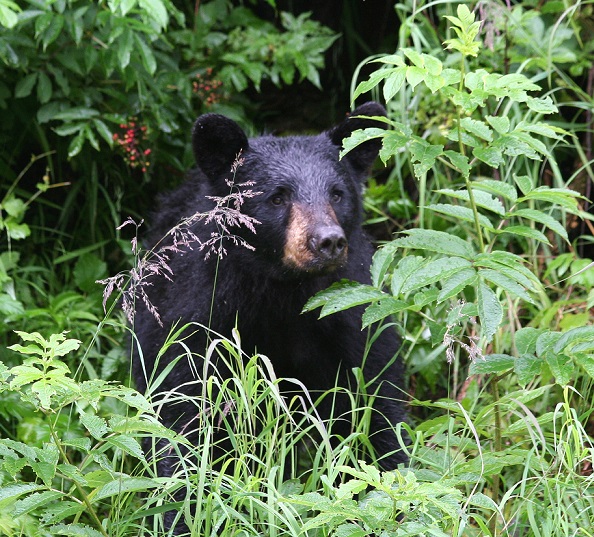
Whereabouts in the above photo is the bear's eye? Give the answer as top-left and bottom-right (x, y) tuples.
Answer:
(270, 193), (286, 206)
(331, 189), (343, 203)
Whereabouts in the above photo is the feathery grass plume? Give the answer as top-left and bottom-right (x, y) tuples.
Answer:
(98, 152), (260, 326)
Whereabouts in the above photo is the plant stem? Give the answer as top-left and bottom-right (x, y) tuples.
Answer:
(47, 415), (110, 537)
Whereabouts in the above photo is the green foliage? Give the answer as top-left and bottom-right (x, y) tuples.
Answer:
(305, 2), (594, 536)
(0, 330), (172, 537)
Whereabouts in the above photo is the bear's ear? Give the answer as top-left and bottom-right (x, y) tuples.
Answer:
(330, 102), (387, 174)
(192, 114), (249, 178)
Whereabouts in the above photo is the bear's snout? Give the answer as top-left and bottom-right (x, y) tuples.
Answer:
(283, 203), (348, 272)
(308, 225), (347, 262)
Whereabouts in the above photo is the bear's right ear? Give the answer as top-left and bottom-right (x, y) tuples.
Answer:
(192, 114), (249, 178)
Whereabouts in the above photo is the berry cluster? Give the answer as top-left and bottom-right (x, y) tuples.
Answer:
(112, 119), (152, 173)
(192, 68), (223, 106)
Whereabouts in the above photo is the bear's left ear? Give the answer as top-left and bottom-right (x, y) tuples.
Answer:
(192, 114), (249, 179)
(330, 102), (387, 174)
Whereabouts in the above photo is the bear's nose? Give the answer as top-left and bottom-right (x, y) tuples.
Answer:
(310, 227), (347, 261)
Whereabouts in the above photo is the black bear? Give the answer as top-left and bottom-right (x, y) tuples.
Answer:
(133, 102), (407, 529)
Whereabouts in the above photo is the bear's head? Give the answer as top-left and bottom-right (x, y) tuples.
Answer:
(191, 102), (387, 279)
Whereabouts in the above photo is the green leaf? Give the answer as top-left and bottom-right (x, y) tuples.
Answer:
(361, 298), (410, 328)
(394, 229), (475, 259)
(479, 269), (536, 304)
(47, 523), (105, 537)
(0, 483), (42, 502)
(401, 256), (472, 294)
(138, 0), (168, 29)
(428, 203), (494, 228)
(485, 115), (510, 134)
(382, 66), (407, 101)
(460, 117), (492, 142)
(554, 326), (594, 355)
(472, 179), (517, 204)
(0, 1), (20, 28)
(474, 254), (540, 292)
(545, 353), (573, 386)
(410, 139), (443, 177)
(106, 435), (145, 460)
(13, 490), (63, 517)
(473, 146), (505, 168)
(94, 476), (158, 500)
(80, 412), (109, 440)
(526, 95), (558, 114)
(513, 208), (568, 241)
(117, 26), (133, 69)
(390, 256), (425, 296)
(370, 242), (398, 287)
(134, 33), (157, 75)
(516, 327), (544, 355)
(436, 187), (506, 215)
(477, 282), (503, 342)
(340, 127), (386, 160)
(469, 354), (515, 375)
(438, 267), (477, 302)
(515, 353), (542, 387)
(514, 175), (533, 195)
(303, 282), (385, 318)
(36, 72), (52, 104)
(15, 73), (38, 98)
(500, 225), (550, 245)
(443, 150), (470, 177)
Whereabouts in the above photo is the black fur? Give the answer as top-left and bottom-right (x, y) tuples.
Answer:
(133, 102), (407, 532)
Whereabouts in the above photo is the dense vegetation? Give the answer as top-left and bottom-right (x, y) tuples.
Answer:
(0, 0), (593, 536)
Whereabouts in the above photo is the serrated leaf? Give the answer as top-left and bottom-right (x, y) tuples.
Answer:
(370, 242), (398, 287)
(479, 269), (536, 304)
(438, 267), (477, 302)
(361, 298), (409, 328)
(80, 412), (109, 440)
(485, 115), (510, 134)
(553, 326), (594, 355)
(401, 256), (472, 294)
(460, 117), (493, 141)
(382, 66), (407, 101)
(394, 229), (475, 258)
(514, 175), (533, 195)
(0, 483), (42, 502)
(472, 179), (517, 204)
(438, 188), (506, 215)
(473, 146), (505, 167)
(469, 353), (515, 375)
(410, 140), (443, 177)
(515, 353), (542, 386)
(513, 208), (568, 241)
(443, 150), (470, 176)
(516, 327), (544, 355)
(405, 66), (425, 89)
(390, 256), (425, 296)
(526, 95), (558, 114)
(428, 203), (494, 229)
(477, 282), (503, 342)
(474, 254), (540, 292)
(340, 127), (386, 160)
(500, 225), (550, 245)
(13, 490), (63, 517)
(94, 476), (157, 500)
(48, 523), (104, 537)
(106, 435), (145, 460)
(545, 353), (573, 386)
